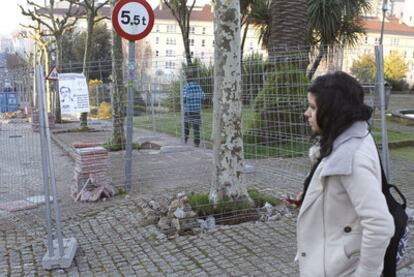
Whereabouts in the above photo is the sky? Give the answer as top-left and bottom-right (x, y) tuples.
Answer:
(0, 0), (209, 37)
(0, 0), (36, 36)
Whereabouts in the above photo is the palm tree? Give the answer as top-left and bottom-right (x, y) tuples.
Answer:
(268, 0), (308, 56)
(249, 0), (271, 50)
(307, 0), (371, 79)
(240, 0), (255, 60)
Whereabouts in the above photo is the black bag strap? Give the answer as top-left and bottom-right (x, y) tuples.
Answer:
(372, 134), (407, 209)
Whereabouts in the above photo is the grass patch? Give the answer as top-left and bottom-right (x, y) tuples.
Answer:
(102, 142), (140, 151)
(247, 187), (281, 207)
(188, 188), (281, 224)
(134, 107), (308, 159)
(390, 147), (414, 161)
(244, 142), (308, 159)
(388, 116), (414, 126)
(372, 128), (414, 142)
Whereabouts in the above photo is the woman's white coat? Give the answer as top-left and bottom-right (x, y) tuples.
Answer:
(296, 121), (394, 277)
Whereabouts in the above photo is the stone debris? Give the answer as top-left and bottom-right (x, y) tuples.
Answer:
(197, 216), (216, 231)
(147, 192), (201, 239)
(258, 202), (294, 222)
(71, 144), (115, 202)
(0, 110), (25, 120)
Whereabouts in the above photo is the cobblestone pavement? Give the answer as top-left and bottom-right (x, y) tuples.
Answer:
(1, 94), (414, 276)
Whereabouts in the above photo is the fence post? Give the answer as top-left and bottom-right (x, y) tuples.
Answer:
(37, 65), (78, 269)
(150, 82), (156, 132)
(180, 69), (185, 143)
(124, 41), (135, 192)
(375, 45), (390, 181)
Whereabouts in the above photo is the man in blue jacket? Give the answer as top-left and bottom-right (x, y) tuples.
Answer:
(183, 72), (205, 147)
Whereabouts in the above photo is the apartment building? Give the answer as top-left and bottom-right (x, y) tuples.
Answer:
(142, 3), (265, 77)
(341, 16), (414, 84)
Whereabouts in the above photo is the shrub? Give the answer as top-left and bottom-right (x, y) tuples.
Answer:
(386, 78), (410, 92)
(244, 63), (309, 144)
(242, 52), (267, 104)
(97, 102), (112, 119)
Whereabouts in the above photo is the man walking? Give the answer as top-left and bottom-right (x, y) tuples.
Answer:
(183, 72), (205, 147)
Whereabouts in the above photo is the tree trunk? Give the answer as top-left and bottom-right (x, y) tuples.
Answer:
(110, 0), (125, 147)
(210, 0), (250, 204)
(80, 9), (95, 128)
(180, 24), (192, 69)
(240, 22), (249, 61)
(307, 46), (325, 80)
(268, 0), (307, 57)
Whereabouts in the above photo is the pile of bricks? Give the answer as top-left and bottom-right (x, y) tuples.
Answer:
(72, 143), (115, 202)
(31, 111), (55, 131)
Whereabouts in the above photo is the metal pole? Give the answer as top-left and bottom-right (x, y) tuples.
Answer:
(124, 41), (135, 191)
(33, 44), (37, 108)
(375, 45), (390, 180)
(180, 69), (185, 143)
(150, 82), (156, 132)
(36, 65), (54, 256)
(379, 0), (388, 45)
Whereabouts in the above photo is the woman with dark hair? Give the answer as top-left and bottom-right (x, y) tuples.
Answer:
(295, 71), (394, 276)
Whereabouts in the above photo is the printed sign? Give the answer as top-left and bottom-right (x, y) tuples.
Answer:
(112, 0), (154, 41)
(58, 73), (90, 113)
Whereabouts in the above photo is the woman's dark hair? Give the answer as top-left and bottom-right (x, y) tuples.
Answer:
(308, 71), (372, 158)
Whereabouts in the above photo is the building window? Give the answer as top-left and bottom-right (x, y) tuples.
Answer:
(202, 27), (206, 34)
(201, 39), (205, 47)
(375, 37), (379, 44)
(166, 37), (176, 45)
(155, 37), (159, 44)
(391, 37), (399, 46)
(167, 25), (176, 33)
(190, 26), (195, 34)
(412, 51), (414, 58)
(165, 61), (176, 69)
(155, 25), (160, 32)
(365, 36), (368, 44)
(190, 39), (194, 47)
(201, 52), (204, 58)
(166, 49), (175, 57)
(155, 50), (159, 57)
(404, 51), (407, 58)
(191, 51), (194, 57)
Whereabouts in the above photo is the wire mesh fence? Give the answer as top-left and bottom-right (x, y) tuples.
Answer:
(1, 44), (413, 249)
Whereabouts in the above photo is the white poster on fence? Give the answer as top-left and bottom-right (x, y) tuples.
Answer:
(58, 73), (90, 113)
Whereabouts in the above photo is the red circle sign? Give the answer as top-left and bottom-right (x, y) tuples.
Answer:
(112, 0), (154, 41)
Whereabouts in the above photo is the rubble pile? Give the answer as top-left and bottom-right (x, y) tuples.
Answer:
(144, 192), (296, 239)
(71, 143), (115, 202)
(0, 110), (25, 120)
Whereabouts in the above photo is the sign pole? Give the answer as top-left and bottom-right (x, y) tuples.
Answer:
(112, 0), (154, 192)
(124, 40), (135, 191)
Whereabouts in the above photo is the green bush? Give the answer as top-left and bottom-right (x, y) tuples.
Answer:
(162, 80), (181, 112)
(242, 52), (267, 104)
(244, 63), (309, 144)
(386, 78), (410, 92)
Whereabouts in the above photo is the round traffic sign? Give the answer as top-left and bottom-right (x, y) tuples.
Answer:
(112, 0), (154, 41)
